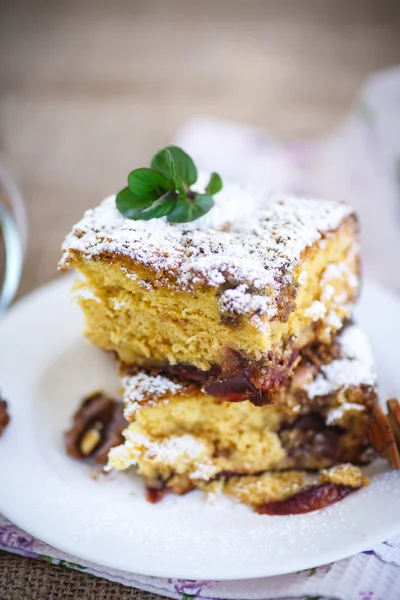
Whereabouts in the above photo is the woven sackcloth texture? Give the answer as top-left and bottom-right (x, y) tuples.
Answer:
(0, 552), (161, 600)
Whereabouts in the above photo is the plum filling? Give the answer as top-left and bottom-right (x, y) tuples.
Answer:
(146, 482), (168, 504)
(166, 363), (221, 382)
(257, 483), (358, 515)
(160, 348), (300, 405)
(205, 371), (271, 404)
(279, 413), (346, 465)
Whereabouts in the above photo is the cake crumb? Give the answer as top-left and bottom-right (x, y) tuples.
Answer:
(225, 471), (308, 507)
(320, 464), (369, 488)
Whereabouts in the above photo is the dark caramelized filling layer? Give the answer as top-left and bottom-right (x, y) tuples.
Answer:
(122, 327), (356, 405)
(257, 483), (358, 515)
(158, 348), (299, 405)
(279, 413), (344, 463)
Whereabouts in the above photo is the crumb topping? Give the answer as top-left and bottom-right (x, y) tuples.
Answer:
(60, 183), (354, 321)
(306, 324), (376, 398)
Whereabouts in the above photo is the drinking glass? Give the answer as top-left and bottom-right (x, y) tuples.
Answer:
(0, 164), (27, 316)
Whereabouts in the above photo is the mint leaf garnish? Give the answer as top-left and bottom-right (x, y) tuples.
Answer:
(167, 194), (214, 223)
(205, 172), (223, 195)
(116, 187), (154, 219)
(135, 191), (176, 220)
(116, 146), (222, 223)
(127, 168), (172, 201)
(151, 146), (197, 187)
(165, 149), (188, 199)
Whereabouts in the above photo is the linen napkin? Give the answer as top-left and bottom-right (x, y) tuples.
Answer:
(1, 514), (399, 600)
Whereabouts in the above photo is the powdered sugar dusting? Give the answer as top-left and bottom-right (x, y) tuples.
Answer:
(326, 402), (365, 425)
(218, 283), (278, 321)
(306, 324), (377, 398)
(120, 267), (137, 281)
(133, 431), (205, 464)
(304, 300), (327, 322)
(60, 182), (354, 322)
(322, 261), (359, 292)
(108, 428), (217, 481)
(122, 372), (182, 421)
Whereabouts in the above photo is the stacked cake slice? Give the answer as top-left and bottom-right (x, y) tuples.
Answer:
(60, 181), (378, 509)
(107, 323), (376, 504)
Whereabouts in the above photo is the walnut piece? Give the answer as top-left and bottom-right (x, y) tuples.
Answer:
(0, 398), (10, 436)
(65, 392), (126, 464)
(80, 426), (102, 456)
(387, 399), (400, 450)
(368, 399), (400, 469)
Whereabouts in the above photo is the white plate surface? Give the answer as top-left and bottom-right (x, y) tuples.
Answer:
(0, 276), (400, 580)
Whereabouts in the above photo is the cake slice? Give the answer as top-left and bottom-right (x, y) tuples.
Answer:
(107, 324), (377, 501)
(59, 183), (360, 403)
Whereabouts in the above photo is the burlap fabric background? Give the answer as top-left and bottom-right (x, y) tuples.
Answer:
(0, 552), (160, 600)
(1, 1), (400, 599)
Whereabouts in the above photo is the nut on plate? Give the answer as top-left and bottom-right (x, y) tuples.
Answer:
(368, 398), (400, 469)
(80, 423), (103, 456)
(65, 392), (126, 464)
(0, 398), (10, 436)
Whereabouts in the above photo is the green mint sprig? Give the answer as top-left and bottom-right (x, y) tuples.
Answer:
(116, 146), (222, 223)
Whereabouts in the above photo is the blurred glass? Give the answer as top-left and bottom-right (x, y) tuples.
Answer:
(0, 164), (27, 316)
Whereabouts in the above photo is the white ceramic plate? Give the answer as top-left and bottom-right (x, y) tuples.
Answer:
(0, 276), (400, 580)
